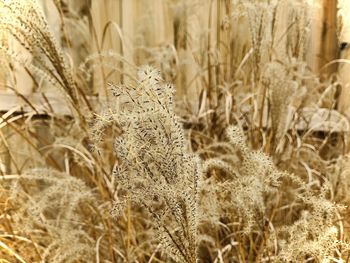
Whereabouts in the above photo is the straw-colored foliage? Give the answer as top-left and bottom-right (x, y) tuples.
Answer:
(1, 0), (350, 262)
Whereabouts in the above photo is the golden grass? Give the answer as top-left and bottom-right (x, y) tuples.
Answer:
(1, 0), (350, 262)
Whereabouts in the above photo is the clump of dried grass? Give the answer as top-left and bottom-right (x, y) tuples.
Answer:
(0, 0), (76, 99)
(1, 0), (350, 262)
(7, 169), (96, 263)
(201, 126), (347, 262)
(92, 66), (201, 263)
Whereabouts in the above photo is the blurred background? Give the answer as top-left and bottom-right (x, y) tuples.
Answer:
(1, 0), (350, 171)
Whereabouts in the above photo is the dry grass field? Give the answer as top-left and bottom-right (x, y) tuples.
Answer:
(1, 0), (350, 262)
